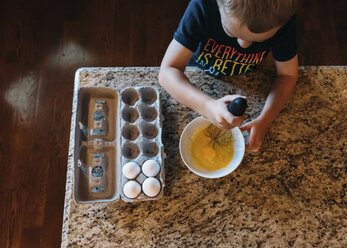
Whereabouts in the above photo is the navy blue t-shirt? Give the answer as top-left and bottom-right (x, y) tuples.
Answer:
(174, 0), (297, 76)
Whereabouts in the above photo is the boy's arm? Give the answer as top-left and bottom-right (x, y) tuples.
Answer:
(159, 40), (211, 118)
(159, 39), (245, 129)
(241, 55), (298, 152)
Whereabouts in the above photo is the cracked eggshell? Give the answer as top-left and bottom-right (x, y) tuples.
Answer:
(142, 177), (161, 197)
(123, 180), (141, 199)
(142, 160), (160, 177)
(122, 162), (141, 179)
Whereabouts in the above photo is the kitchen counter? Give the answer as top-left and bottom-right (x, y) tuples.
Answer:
(61, 66), (346, 248)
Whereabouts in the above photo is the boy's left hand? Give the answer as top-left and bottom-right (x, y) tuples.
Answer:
(240, 118), (270, 152)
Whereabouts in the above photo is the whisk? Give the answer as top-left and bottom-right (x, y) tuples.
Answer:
(204, 97), (247, 148)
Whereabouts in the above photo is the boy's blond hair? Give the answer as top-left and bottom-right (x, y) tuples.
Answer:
(217, 0), (301, 33)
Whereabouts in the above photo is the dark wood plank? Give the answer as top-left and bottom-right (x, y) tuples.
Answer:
(0, 0), (346, 247)
(296, 0), (347, 65)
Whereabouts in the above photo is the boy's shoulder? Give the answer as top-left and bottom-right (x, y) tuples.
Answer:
(184, 0), (219, 21)
(188, 0), (218, 11)
(272, 15), (296, 42)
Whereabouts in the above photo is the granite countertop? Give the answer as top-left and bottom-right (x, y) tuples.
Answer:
(61, 66), (346, 248)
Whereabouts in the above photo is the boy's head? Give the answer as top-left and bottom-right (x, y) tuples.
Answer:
(217, 0), (300, 33)
(217, 0), (300, 47)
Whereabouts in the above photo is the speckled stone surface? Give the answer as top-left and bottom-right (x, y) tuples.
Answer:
(61, 66), (347, 248)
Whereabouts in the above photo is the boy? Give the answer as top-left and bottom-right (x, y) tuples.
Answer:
(159, 0), (300, 152)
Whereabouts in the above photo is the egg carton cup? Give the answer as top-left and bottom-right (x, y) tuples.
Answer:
(119, 87), (165, 202)
(73, 86), (165, 203)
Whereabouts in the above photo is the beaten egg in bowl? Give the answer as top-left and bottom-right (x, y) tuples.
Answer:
(190, 128), (234, 171)
(179, 116), (245, 178)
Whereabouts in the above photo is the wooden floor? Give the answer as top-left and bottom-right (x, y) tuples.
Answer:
(0, 0), (346, 247)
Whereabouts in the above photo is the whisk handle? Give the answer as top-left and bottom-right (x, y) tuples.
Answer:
(227, 97), (248, 116)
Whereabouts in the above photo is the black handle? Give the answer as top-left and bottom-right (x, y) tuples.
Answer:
(227, 97), (247, 116)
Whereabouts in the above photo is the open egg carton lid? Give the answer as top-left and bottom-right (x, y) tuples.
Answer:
(73, 85), (165, 203)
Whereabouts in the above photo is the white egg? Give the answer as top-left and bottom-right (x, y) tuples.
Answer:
(122, 162), (140, 179)
(123, 181), (141, 199)
(142, 160), (160, 177)
(142, 177), (161, 197)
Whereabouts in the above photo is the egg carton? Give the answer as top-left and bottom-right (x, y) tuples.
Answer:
(73, 86), (165, 203)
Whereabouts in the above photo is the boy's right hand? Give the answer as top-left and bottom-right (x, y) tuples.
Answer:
(203, 95), (246, 129)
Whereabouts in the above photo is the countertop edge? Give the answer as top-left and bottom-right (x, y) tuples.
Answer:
(61, 70), (81, 248)
(69, 65), (347, 72)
